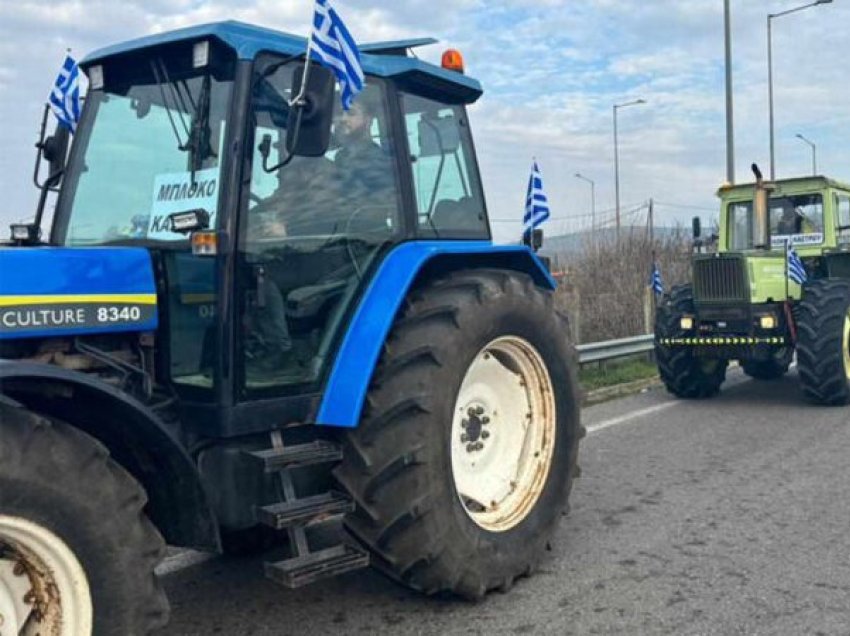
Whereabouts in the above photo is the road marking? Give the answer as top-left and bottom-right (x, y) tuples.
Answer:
(586, 401), (678, 436)
(156, 550), (216, 576)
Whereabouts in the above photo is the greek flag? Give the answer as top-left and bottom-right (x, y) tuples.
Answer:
(309, 0), (364, 111)
(787, 244), (807, 284)
(650, 262), (664, 295)
(49, 54), (80, 133)
(523, 160), (550, 237)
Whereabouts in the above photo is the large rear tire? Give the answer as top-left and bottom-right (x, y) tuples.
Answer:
(796, 279), (850, 405)
(0, 401), (169, 635)
(655, 284), (727, 398)
(334, 269), (582, 599)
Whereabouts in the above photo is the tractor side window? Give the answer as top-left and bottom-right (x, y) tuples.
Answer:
(836, 195), (850, 244)
(236, 55), (401, 395)
(728, 202), (753, 251)
(401, 93), (488, 238)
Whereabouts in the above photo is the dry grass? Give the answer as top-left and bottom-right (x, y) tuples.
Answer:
(552, 227), (694, 344)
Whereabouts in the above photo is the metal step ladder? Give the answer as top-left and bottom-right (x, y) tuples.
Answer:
(247, 432), (369, 588)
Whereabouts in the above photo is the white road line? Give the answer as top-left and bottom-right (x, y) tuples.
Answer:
(586, 401), (679, 436)
(156, 550), (216, 576)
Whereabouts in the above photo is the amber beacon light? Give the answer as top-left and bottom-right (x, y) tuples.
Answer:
(441, 49), (465, 73)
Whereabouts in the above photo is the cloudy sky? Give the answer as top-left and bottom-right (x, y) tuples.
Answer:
(0, 0), (848, 242)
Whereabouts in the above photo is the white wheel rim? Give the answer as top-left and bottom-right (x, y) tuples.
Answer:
(0, 516), (92, 636)
(450, 336), (557, 532)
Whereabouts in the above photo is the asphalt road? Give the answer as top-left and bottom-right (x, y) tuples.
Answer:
(157, 368), (850, 635)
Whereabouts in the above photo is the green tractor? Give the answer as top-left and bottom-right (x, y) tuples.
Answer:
(656, 166), (850, 404)
(0, 21), (582, 635)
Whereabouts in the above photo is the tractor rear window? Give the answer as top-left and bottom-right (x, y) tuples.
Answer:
(402, 93), (489, 239)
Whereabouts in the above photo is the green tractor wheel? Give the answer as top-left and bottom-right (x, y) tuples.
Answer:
(655, 284), (727, 398)
(796, 279), (850, 405)
(741, 348), (793, 381)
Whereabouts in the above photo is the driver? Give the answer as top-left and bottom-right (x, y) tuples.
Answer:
(776, 206), (814, 235)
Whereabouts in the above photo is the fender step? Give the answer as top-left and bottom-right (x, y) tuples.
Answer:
(247, 440), (342, 472)
(257, 491), (354, 530)
(265, 544), (369, 588)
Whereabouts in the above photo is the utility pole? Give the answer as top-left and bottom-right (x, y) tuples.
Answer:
(724, 0), (735, 184)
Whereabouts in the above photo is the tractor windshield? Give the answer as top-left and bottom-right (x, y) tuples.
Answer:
(728, 193), (824, 250)
(53, 45), (235, 246)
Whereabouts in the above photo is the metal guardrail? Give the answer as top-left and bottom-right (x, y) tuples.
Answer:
(577, 334), (655, 364)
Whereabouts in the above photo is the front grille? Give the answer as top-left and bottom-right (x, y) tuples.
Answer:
(693, 256), (748, 303)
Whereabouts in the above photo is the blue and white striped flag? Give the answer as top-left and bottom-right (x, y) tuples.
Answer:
(650, 262), (664, 295)
(523, 160), (550, 238)
(309, 0), (364, 111)
(49, 54), (80, 133)
(787, 244), (807, 285)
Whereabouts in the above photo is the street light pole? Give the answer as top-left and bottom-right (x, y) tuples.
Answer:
(795, 133), (817, 175)
(613, 99), (646, 242)
(574, 173), (596, 246)
(767, 0), (832, 180)
(724, 0), (735, 184)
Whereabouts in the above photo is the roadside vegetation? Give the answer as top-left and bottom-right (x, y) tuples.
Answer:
(579, 356), (658, 391)
(551, 227), (694, 344)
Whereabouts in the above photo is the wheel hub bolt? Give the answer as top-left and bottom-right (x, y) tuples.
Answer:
(481, 416), (490, 425)
(466, 443), (476, 453)
(475, 406), (485, 415)
(460, 433), (469, 442)
(481, 431), (490, 440)
(461, 419), (469, 428)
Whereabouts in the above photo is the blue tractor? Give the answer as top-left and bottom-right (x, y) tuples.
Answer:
(0, 22), (581, 634)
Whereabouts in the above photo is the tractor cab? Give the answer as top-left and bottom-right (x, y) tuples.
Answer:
(22, 23), (492, 430)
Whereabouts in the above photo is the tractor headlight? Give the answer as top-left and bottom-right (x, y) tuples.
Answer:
(680, 316), (694, 330)
(759, 315), (776, 329)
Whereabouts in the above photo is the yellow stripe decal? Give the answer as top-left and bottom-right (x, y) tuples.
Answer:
(0, 294), (157, 307)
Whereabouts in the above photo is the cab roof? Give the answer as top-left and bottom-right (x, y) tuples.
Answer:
(81, 20), (483, 104)
(717, 175), (850, 199)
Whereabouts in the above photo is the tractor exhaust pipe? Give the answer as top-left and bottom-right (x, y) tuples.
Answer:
(752, 163), (773, 250)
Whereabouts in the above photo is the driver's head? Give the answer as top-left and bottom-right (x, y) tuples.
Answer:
(336, 99), (376, 142)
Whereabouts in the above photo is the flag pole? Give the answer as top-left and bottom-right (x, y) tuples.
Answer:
(291, 3), (317, 107)
(784, 237), (790, 300)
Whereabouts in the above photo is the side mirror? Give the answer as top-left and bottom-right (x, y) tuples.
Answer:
(41, 124), (70, 183)
(286, 63), (336, 157)
(692, 216), (702, 239)
(524, 228), (544, 252)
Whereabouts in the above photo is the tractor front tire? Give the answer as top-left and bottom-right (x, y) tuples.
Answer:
(655, 284), (727, 398)
(796, 279), (850, 405)
(0, 401), (169, 635)
(334, 269), (581, 599)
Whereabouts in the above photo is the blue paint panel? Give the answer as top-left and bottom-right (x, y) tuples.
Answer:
(80, 21), (483, 104)
(0, 247), (156, 295)
(316, 241), (554, 428)
(0, 246), (158, 339)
